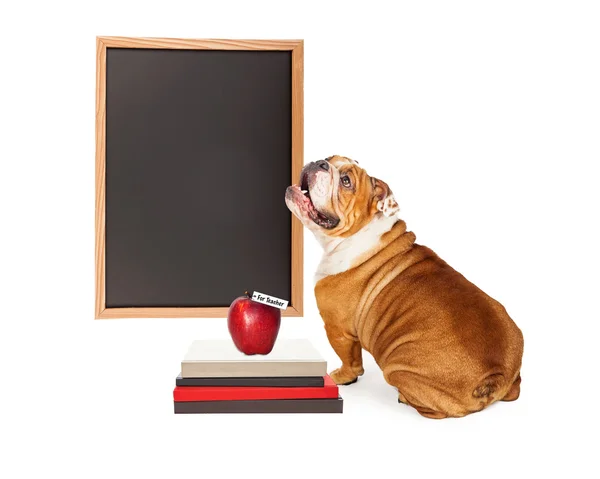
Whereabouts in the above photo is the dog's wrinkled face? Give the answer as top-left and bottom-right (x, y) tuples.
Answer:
(285, 155), (399, 238)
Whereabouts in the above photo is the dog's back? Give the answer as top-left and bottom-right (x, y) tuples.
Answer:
(379, 245), (523, 417)
(316, 231), (524, 418)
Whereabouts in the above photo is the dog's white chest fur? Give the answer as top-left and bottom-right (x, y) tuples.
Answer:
(314, 214), (398, 284)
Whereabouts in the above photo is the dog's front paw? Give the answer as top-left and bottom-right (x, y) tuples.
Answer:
(330, 367), (361, 385)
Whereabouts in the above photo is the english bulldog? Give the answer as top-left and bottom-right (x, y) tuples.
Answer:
(285, 155), (524, 419)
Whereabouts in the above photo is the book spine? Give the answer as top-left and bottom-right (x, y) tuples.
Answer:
(173, 384), (338, 401)
(174, 397), (343, 414)
(180, 361), (327, 378)
(175, 376), (326, 387)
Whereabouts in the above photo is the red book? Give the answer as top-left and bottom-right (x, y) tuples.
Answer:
(174, 375), (338, 402)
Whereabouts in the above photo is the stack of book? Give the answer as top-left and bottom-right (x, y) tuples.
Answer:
(173, 338), (343, 413)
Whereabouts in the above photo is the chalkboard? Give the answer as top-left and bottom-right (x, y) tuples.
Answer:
(95, 38), (304, 318)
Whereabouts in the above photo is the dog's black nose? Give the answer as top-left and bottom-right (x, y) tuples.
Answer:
(315, 160), (329, 171)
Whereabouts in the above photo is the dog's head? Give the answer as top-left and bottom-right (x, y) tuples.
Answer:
(285, 155), (399, 238)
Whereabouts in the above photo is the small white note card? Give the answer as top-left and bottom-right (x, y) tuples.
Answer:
(251, 291), (289, 310)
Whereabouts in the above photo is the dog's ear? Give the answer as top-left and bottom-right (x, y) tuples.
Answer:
(372, 177), (399, 217)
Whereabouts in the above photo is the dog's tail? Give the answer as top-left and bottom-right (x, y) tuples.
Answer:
(472, 373), (505, 402)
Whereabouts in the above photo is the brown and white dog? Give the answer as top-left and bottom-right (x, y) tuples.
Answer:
(285, 155), (524, 419)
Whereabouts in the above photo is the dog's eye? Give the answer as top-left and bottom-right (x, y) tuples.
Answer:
(341, 175), (352, 188)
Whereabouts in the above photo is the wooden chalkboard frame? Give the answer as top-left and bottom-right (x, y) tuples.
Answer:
(95, 37), (304, 319)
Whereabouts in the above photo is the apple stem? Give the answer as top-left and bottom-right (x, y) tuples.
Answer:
(245, 290), (250, 298)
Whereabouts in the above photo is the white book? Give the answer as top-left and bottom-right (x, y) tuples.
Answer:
(181, 338), (327, 378)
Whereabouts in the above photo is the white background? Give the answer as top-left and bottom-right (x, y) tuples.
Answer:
(1, 1), (599, 477)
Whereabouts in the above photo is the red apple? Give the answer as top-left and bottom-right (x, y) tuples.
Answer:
(227, 293), (281, 355)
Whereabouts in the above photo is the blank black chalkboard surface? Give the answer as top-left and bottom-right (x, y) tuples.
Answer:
(95, 37), (304, 318)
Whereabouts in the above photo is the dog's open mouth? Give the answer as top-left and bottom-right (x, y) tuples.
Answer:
(289, 171), (339, 229)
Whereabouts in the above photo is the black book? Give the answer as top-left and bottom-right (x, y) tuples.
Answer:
(174, 397), (343, 414)
(176, 374), (325, 388)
